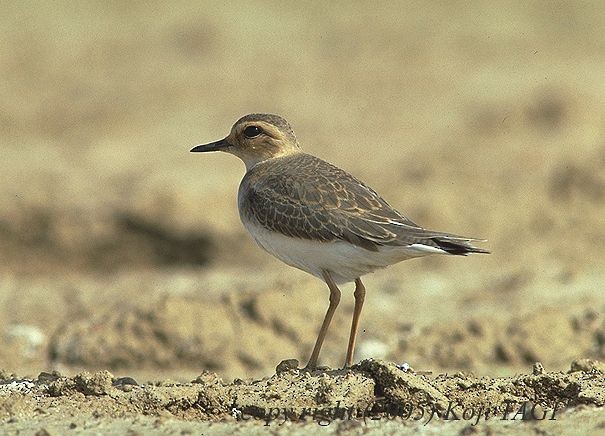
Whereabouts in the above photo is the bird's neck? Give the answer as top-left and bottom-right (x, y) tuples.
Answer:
(238, 148), (303, 171)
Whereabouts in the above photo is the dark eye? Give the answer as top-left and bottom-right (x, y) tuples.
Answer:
(243, 125), (262, 138)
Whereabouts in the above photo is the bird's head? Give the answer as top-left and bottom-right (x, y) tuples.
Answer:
(191, 113), (301, 169)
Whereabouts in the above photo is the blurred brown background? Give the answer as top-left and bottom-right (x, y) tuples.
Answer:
(1, 1), (604, 381)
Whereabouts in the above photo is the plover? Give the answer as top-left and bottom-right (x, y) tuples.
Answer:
(191, 113), (488, 369)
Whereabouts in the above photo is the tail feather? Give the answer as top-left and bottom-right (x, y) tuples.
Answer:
(431, 237), (490, 256)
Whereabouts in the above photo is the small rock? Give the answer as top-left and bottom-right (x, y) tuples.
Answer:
(0, 370), (13, 381)
(533, 362), (545, 375)
(457, 379), (473, 389)
(74, 371), (114, 396)
(112, 377), (139, 388)
(192, 371), (221, 385)
(37, 371), (62, 384)
(276, 358), (299, 374)
(396, 362), (411, 372)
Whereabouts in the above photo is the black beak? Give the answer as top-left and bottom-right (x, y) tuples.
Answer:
(190, 138), (231, 153)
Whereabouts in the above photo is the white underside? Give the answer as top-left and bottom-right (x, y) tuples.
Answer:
(240, 216), (449, 284)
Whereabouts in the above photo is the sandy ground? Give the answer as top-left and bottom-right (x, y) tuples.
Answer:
(1, 1), (605, 434)
(1, 359), (604, 434)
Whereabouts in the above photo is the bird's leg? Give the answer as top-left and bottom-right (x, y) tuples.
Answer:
(306, 270), (341, 370)
(344, 278), (366, 367)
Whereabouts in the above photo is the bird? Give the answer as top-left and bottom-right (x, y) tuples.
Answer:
(191, 113), (489, 370)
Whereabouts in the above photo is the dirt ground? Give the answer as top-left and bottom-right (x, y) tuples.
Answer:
(1, 1), (605, 434)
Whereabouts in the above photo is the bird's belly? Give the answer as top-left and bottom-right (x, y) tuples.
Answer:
(240, 218), (417, 284)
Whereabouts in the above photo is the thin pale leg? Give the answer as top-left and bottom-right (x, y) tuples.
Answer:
(305, 270), (341, 369)
(344, 278), (366, 367)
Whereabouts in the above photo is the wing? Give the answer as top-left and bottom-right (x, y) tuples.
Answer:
(240, 154), (488, 254)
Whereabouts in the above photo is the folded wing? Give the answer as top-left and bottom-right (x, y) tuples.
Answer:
(241, 154), (489, 255)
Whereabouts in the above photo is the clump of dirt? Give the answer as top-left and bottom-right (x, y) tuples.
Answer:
(0, 359), (602, 432)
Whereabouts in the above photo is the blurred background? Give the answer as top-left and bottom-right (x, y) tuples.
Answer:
(1, 1), (604, 381)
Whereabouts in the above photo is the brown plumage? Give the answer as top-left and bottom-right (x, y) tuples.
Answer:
(239, 152), (488, 255)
